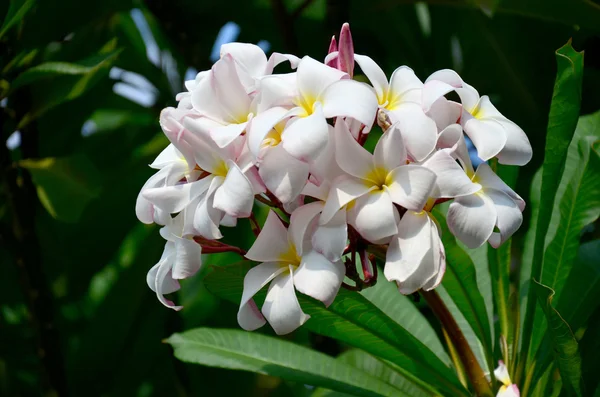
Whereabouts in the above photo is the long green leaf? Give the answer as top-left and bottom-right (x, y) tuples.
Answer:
(533, 281), (583, 396)
(520, 40), (584, 377)
(166, 328), (404, 397)
(0, 0), (35, 39)
(203, 262), (468, 396)
(580, 304), (600, 395)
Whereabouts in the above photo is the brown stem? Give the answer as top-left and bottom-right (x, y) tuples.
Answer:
(421, 289), (493, 397)
(249, 212), (261, 237)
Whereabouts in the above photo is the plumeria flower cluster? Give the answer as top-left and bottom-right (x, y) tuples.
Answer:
(136, 24), (532, 337)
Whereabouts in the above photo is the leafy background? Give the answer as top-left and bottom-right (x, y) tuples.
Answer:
(1, 0), (599, 396)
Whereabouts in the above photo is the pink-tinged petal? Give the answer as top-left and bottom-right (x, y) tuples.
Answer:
(244, 165), (267, 195)
(246, 211), (292, 263)
(309, 124), (343, 185)
(497, 385), (520, 397)
(282, 103), (329, 161)
(247, 106), (289, 157)
(136, 167), (172, 224)
(422, 150), (481, 198)
(385, 211), (434, 294)
(463, 117), (507, 161)
(297, 56), (347, 101)
(283, 195), (305, 214)
(213, 161), (254, 218)
(220, 42), (267, 81)
(388, 103), (437, 161)
(494, 361), (511, 385)
(348, 190), (399, 242)
(193, 176), (225, 239)
(294, 251), (345, 306)
(354, 54), (388, 102)
(172, 237), (203, 279)
(425, 69), (480, 111)
(160, 108), (197, 168)
(333, 118), (374, 179)
(425, 69), (464, 86)
(338, 23), (354, 77)
(289, 202), (324, 256)
(257, 74), (297, 112)
(312, 208), (347, 262)
(150, 144), (182, 169)
(321, 175), (374, 224)
(212, 54), (252, 123)
(220, 214), (237, 227)
(210, 122), (248, 148)
(388, 66), (423, 99)
(142, 177), (212, 214)
(262, 268), (310, 335)
(496, 119), (532, 166)
(487, 189), (522, 248)
(327, 36), (338, 55)
(259, 144), (309, 203)
(386, 165), (437, 211)
(321, 80), (379, 130)
(374, 124), (406, 171)
(436, 123), (463, 150)
(181, 117), (234, 172)
(190, 74), (225, 119)
(147, 243), (179, 293)
(152, 249), (183, 311)
(474, 163), (525, 210)
(302, 181), (329, 201)
(427, 98), (462, 131)
(454, 135), (475, 177)
(421, 216), (446, 291)
(238, 262), (287, 331)
(324, 51), (338, 68)
(421, 80), (458, 112)
(447, 193), (496, 248)
(265, 53), (300, 74)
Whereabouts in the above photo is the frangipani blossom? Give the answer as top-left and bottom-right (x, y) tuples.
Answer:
(423, 69), (532, 165)
(353, 54), (438, 161)
(321, 120), (437, 243)
(494, 361), (520, 397)
(238, 208), (345, 335)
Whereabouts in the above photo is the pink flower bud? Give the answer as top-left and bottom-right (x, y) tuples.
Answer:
(338, 23), (354, 77)
(326, 35), (338, 68)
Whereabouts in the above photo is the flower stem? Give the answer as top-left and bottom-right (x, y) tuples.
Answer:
(421, 289), (494, 397)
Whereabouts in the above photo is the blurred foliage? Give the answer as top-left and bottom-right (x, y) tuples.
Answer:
(1, 0), (599, 396)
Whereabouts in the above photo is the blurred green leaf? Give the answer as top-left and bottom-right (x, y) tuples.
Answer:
(166, 327), (403, 397)
(0, 0), (35, 39)
(580, 304), (600, 395)
(19, 154), (101, 223)
(204, 263), (468, 396)
(534, 281), (583, 396)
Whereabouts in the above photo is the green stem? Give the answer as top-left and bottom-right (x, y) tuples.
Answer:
(421, 289), (494, 397)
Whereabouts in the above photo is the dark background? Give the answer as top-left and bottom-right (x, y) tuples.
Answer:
(1, 0), (599, 395)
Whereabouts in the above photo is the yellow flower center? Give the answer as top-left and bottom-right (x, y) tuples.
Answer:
(364, 167), (390, 190)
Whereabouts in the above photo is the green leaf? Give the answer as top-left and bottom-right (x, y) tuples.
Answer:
(0, 0), (35, 39)
(520, 40), (584, 370)
(19, 155), (101, 223)
(533, 281), (583, 396)
(165, 328), (404, 397)
(580, 304), (600, 395)
(203, 263), (468, 396)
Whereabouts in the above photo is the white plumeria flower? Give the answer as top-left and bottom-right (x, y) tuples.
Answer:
(238, 207), (345, 335)
(385, 211), (446, 294)
(353, 54), (438, 161)
(446, 137), (525, 248)
(321, 120), (437, 243)
(422, 69), (532, 165)
(142, 108), (261, 240)
(494, 361), (520, 397)
(146, 213), (203, 311)
(248, 56), (378, 163)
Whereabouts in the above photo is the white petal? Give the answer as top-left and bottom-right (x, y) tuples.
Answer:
(190, 70), (227, 119)
(388, 66), (423, 99)
(474, 163), (525, 211)
(487, 189), (523, 248)
(210, 122), (248, 148)
(497, 385), (521, 397)
(172, 237), (203, 279)
(436, 123), (463, 150)
(265, 52), (300, 73)
(321, 79), (379, 130)
(150, 144), (181, 169)
(220, 42), (267, 82)
(282, 103), (329, 161)
(494, 361), (511, 385)
(463, 117), (507, 161)
(309, 124), (342, 185)
(422, 150), (481, 198)
(262, 269), (310, 335)
(246, 211), (293, 263)
(424, 69), (480, 111)
(496, 119), (532, 166)
(212, 54), (252, 123)
(321, 175), (374, 224)
(312, 208), (347, 262)
(193, 176), (225, 239)
(421, 219), (446, 291)
(388, 103), (437, 161)
(333, 118), (374, 179)
(353, 54), (389, 102)
(247, 106), (289, 157)
(297, 56), (346, 101)
(294, 251), (345, 306)
(289, 202), (324, 256)
(427, 98), (462, 131)
(159, 108), (197, 168)
(348, 190), (399, 242)
(257, 74), (297, 112)
(136, 166), (172, 224)
(153, 251), (183, 311)
(213, 161), (254, 218)
(146, 243), (179, 293)
(421, 79), (458, 112)
(385, 165), (436, 211)
(142, 177), (212, 214)
(447, 193), (496, 248)
(374, 124), (406, 171)
(259, 144), (309, 204)
(238, 262), (287, 331)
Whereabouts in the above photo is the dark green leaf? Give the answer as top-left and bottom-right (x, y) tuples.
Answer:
(0, 0), (35, 39)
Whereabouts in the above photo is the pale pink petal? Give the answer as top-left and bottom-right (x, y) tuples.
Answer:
(312, 208), (347, 262)
(142, 177), (212, 214)
(257, 74), (297, 112)
(353, 54), (389, 102)
(321, 79), (379, 130)
(265, 53), (300, 73)
(421, 215), (446, 291)
(474, 163), (525, 210)
(212, 54), (252, 123)
(172, 237), (203, 279)
(297, 56), (347, 101)
(146, 242), (179, 294)
(333, 118), (374, 179)
(213, 161), (254, 218)
(238, 262), (287, 331)
(487, 189), (523, 248)
(348, 190), (399, 242)
(247, 106), (289, 157)
(385, 165), (436, 211)
(422, 150), (481, 198)
(289, 202), (324, 256)
(374, 124), (406, 171)
(136, 166), (172, 224)
(282, 103), (329, 161)
(388, 66), (422, 99)
(246, 211), (292, 263)
(152, 249), (183, 311)
(294, 251), (345, 306)
(259, 144), (309, 203)
(321, 175), (374, 224)
(193, 176), (225, 239)
(497, 385), (520, 397)
(436, 123), (463, 150)
(338, 23), (354, 76)
(425, 69), (480, 111)
(388, 103), (437, 161)
(447, 193), (496, 248)
(190, 75), (225, 120)
(220, 42), (267, 82)
(160, 108), (197, 168)
(309, 124), (342, 185)
(494, 361), (511, 385)
(427, 98), (462, 131)
(210, 122), (248, 148)
(421, 80), (458, 112)
(262, 268), (310, 335)
(496, 119), (532, 166)
(463, 117), (507, 161)
(150, 144), (182, 169)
